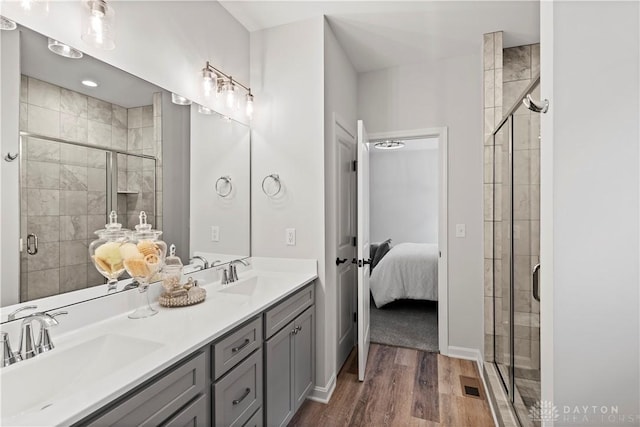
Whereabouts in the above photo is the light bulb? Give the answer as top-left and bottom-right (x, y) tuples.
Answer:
(246, 93), (254, 120)
(225, 82), (236, 109)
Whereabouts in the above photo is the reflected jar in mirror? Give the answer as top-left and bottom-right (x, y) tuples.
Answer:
(122, 211), (167, 319)
(89, 211), (129, 293)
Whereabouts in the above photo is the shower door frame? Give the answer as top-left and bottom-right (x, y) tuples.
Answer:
(491, 76), (541, 426)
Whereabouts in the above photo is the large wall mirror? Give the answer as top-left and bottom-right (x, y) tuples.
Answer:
(0, 23), (251, 312)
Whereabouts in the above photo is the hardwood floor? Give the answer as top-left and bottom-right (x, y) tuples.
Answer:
(289, 344), (495, 427)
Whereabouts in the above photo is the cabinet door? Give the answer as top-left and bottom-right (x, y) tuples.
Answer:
(265, 319), (295, 427)
(293, 307), (314, 411)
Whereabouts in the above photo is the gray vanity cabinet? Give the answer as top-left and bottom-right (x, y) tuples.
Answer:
(264, 286), (315, 427)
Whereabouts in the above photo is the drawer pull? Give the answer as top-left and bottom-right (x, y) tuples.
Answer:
(231, 338), (251, 353)
(232, 388), (251, 405)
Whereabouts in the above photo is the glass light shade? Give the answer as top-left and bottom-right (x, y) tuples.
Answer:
(225, 82), (236, 109)
(0, 16), (17, 30)
(171, 93), (192, 106)
(246, 94), (254, 120)
(48, 38), (83, 59)
(202, 69), (216, 97)
(81, 0), (115, 50)
(19, 0), (48, 14)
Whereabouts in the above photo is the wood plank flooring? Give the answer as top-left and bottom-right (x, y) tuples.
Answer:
(289, 344), (495, 427)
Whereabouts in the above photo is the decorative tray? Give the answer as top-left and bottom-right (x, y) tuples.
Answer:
(159, 282), (206, 307)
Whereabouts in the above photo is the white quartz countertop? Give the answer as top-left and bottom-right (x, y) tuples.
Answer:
(0, 258), (317, 426)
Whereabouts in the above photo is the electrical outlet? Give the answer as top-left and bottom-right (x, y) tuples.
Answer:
(211, 226), (220, 242)
(286, 228), (296, 246)
(455, 223), (466, 238)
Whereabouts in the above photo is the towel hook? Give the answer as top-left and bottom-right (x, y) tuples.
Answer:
(262, 174), (281, 198)
(215, 176), (232, 197)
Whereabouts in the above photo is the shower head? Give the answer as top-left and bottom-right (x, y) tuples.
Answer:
(523, 94), (549, 113)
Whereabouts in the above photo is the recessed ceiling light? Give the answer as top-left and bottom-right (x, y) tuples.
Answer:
(374, 140), (405, 150)
(81, 79), (98, 88)
(48, 38), (83, 59)
(0, 16), (17, 31)
(171, 93), (191, 106)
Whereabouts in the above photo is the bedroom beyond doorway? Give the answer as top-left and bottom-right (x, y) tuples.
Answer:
(367, 135), (443, 354)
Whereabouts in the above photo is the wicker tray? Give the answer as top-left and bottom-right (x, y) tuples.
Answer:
(159, 287), (206, 307)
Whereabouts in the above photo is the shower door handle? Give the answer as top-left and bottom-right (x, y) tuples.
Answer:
(26, 233), (38, 255)
(532, 263), (541, 302)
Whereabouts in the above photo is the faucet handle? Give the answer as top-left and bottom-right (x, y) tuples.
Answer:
(218, 267), (229, 285)
(7, 305), (37, 321)
(1, 332), (20, 367)
(35, 311), (66, 354)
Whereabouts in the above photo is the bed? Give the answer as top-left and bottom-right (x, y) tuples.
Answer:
(369, 242), (439, 308)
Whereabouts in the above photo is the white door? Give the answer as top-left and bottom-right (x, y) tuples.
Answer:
(335, 119), (357, 371)
(356, 120), (371, 382)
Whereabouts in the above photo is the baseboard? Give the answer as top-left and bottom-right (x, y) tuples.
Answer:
(448, 346), (499, 427)
(307, 373), (336, 404)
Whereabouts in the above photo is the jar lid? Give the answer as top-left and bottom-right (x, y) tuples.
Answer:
(165, 244), (183, 267)
(130, 211), (163, 241)
(94, 211), (129, 240)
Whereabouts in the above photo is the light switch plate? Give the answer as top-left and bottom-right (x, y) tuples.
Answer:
(455, 224), (466, 238)
(286, 228), (296, 246)
(211, 226), (220, 242)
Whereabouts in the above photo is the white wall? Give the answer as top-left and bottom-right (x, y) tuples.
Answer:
(0, 29), (21, 305)
(250, 18), (329, 386)
(541, 1), (639, 422)
(358, 57), (484, 353)
(370, 146), (439, 244)
(323, 19), (358, 389)
(190, 108), (250, 258)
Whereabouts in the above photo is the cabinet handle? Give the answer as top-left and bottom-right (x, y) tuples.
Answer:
(231, 338), (251, 353)
(232, 388), (251, 405)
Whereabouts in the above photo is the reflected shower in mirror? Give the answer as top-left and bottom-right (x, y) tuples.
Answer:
(189, 106), (250, 265)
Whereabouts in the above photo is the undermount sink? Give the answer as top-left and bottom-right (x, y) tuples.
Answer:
(217, 275), (279, 296)
(1, 334), (163, 419)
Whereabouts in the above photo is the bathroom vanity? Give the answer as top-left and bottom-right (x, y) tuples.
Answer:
(0, 259), (317, 427)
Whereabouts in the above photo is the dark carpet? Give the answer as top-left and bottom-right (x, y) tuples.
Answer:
(370, 298), (439, 353)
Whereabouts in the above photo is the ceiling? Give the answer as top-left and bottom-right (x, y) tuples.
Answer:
(20, 25), (161, 108)
(220, 1), (540, 73)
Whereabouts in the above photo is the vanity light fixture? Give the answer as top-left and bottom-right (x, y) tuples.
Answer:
(201, 61), (254, 119)
(374, 140), (405, 150)
(81, 79), (99, 87)
(171, 93), (192, 106)
(0, 16), (17, 30)
(81, 0), (115, 50)
(48, 38), (83, 59)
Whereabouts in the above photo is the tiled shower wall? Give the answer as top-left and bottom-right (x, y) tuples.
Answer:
(483, 35), (541, 371)
(19, 76), (162, 301)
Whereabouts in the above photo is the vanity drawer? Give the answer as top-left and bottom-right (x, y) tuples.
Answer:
(163, 393), (208, 427)
(214, 349), (263, 427)
(243, 407), (263, 427)
(84, 351), (207, 427)
(264, 284), (314, 339)
(213, 317), (262, 380)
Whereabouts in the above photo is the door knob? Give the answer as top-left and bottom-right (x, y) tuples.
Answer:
(336, 258), (347, 266)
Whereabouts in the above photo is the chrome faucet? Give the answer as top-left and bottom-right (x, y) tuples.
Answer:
(2, 311), (68, 365)
(189, 255), (209, 270)
(1, 332), (20, 367)
(228, 259), (249, 283)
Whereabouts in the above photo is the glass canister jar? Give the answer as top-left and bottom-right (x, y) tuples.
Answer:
(162, 244), (183, 294)
(122, 211), (167, 319)
(89, 211), (129, 293)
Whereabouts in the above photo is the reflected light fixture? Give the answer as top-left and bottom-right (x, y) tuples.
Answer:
(81, 0), (115, 50)
(48, 38), (83, 59)
(197, 105), (214, 115)
(374, 140), (405, 150)
(171, 93), (191, 106)
(0, 16), (17, 30)
(201, 61), (254, 119)
(81, 79), (98, 87)
(21, 0), (33, 11)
